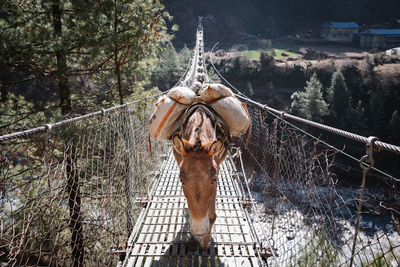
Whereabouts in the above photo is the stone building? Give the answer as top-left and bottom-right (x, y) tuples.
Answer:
(321, 21), (359, 42)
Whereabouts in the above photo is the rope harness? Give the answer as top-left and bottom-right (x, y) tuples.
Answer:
(176, 102), (232, 150)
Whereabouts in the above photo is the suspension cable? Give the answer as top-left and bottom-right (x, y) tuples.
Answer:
(0, 90), (170, 142)
(240, 95), (400, 155)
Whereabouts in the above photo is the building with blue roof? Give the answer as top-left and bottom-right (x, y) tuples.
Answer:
(360, 29), (400, 48)
(321, 21), (359, 42)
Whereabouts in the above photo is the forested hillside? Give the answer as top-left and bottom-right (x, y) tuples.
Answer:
(164, 0), (400, 44)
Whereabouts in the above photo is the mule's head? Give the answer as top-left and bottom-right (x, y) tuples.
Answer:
(172, 134), (225, 239)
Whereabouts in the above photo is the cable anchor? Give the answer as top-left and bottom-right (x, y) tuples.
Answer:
(360, 136), (378, 170)
(44, 123), (54, 149)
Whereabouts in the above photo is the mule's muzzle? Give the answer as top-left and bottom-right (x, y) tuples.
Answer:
(189, 217), (209, 239)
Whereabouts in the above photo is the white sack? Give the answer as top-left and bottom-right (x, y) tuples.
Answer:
(148, 95), (188, 140)
(200, 83), (234, 103)
(167, 86), (196, 105)
(210, 96), (250, 137)
(149, 84), (250, 140)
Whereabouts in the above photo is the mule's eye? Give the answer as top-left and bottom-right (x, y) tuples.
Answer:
(209, 168), (217, 178)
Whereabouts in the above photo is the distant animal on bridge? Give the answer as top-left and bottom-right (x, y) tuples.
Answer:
(172, 104), (228, 250)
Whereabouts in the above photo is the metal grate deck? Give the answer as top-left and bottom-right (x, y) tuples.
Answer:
(122, 152), (263, 266)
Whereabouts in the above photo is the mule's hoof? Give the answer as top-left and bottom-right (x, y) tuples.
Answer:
(187, 237), (198, 251)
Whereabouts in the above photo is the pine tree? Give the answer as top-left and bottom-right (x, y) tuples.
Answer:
(347, 100), (368, 135)
(0, 0), (79, 114)
(207, 66), (222, 83)
(291, 73), (329, 122)
(91, 0), (171, 104)
(0, 0), (170, 111)
(369, 88), (387, 136)
(152, 42), (182, 90)
(341, 63), (364, 106)
(327, 70), (349, 119)
(178, 44), (192, 74)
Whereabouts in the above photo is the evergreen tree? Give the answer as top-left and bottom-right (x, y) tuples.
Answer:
(91, 0), (171, 104)
(327, 70), (349, 119)
(341, 63), (364, 106)
(152, 42), (183, 90)
(347, 100), (368, 135)
(0, 93), (58, 135)
(178, 44), (192, 74)
(0, 0), (170, 112)
(0, 0), (80, 114)
(369, 88), (387, 136)
(207, 66), (222, 83)
(291, 73), (328, 122)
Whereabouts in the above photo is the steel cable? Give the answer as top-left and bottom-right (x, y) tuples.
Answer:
(0, 90), (169, 142)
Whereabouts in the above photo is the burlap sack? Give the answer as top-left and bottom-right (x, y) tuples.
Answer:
(210, 96), (250, 137)
(167, 86), (196, 105)
(200, 83), (234, 103)
(148, 95), (188, 140)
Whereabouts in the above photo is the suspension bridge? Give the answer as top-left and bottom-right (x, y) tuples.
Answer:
(1, 19), (400, 267)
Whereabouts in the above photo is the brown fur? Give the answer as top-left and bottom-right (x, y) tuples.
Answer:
(172, 107), (227, 250)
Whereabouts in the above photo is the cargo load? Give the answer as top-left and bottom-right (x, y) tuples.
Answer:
(200, 83), (234, 103)
(167, 86), (196, 105)
(148, 95), (188, 140)
(209, 96), (250, 137)
(148, 84), (250, 141)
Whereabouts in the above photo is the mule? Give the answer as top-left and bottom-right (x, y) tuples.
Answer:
(172, 104), (228, 250)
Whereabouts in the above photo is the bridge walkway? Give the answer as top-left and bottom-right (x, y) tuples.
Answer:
(122, 151), (263, 266)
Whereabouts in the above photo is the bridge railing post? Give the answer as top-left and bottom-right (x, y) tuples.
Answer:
(65, 132), (84, 267)
(123, 106), (135, 236)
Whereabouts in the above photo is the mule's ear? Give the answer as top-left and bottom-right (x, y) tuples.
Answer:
(172, 135), (186, 155)
(209, 139), (223, 156)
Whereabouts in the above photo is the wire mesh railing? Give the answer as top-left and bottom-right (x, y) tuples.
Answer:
(0, 97), (169, 266)
(235, 101), (400, 266)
